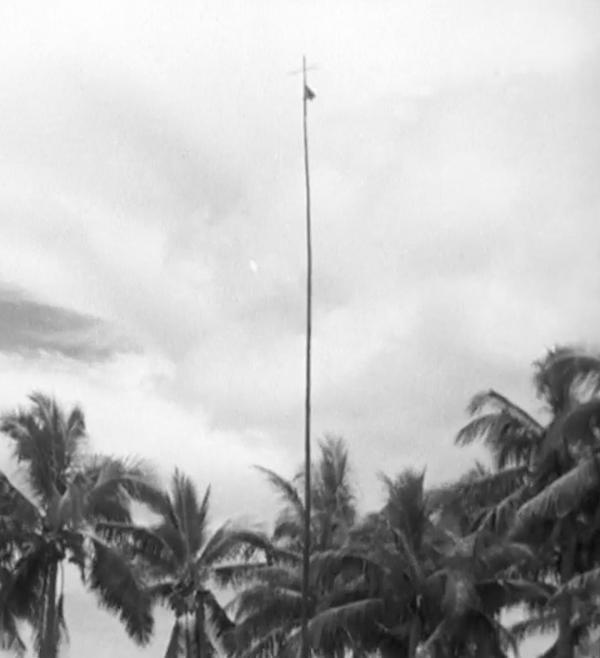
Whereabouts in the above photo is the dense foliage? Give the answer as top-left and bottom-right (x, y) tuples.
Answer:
(2, 345), (600, 657)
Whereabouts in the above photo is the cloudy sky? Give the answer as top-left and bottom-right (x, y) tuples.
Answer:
(0, 0), (599, 655)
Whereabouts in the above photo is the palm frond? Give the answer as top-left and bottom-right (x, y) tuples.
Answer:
(513, 457), (600, 533)
(430, 467), (529, 536)
(509, 609), (558, 642)
(562, 398), (600, 444)
(150, 522), (187, 570)
(204, 590), (234, 640)
(419, 619), (449, 656)
(57, 477), (86, 528)
(240, 565), (301, 592)
(85, 456), (166, 523)
(307, 598), (384, 651)
(254, 466), (304, 521)
(457, 413), (520, 447)
(62, 530), (86, 581)
(477, 579), (553, 614)
(309, 549), (382, 593)
(230, 628), (288, 658)
(322, 574), (374, 610)
(96, 522), (174, 568)
(0, 609), (26, 656)
(462, 466), (529, 503)
(0, 568), (27, 657)
(538, 399), (600, 466)
(86, 494), (132, 524)
(313, 436), (356, 528)
(278, 627), (302, 658)
(63, 405), (87, 469)
(212, 562), (274, 588)
(229, 588), (301, 655)
(534, 346), (600, 412)
(475, 541), (536, 576)
(576, 632), (600, 657)
(10, 541), (53, 619)
(270, 545), (302, 564)
(475, 484), (529, 533)
(88, 537), (154, 645)
(441, 570), (479, 618)
(164, 619), (184, 658)
(466, 390), (542, 433)
(550, 566), (600, 601)
(391, 526), (424, 585)
(348, 512), (389, 548)
(196, 485), (211, 547)
(146, 580), (176, 606)
(457, 417), (539, 473)
(0, 518), (33, 563)
(538, 641), (558, 658)
(170, 470), (205, 556)
(0, 470), (40, 528)
(380, 469), (427, 549)
(197, 524), (272, 568)
(459, 611), (518, 658)
(231, 583), (302, 622)
(272, 510), (302, 544)
(28, 393), (67, 473)
(1, 397), (62, 503)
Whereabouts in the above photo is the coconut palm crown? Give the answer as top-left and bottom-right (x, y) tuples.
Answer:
(99, 468), (274, 658)
(0, 392), (158, 658)
(454, 346), (600, 658)
(222, 437), (357, 658)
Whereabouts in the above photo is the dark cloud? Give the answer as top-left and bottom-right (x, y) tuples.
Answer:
(0, 286), (134, 362)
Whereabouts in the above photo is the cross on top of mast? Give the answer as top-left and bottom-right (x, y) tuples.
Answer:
(287, 62), (319, 76)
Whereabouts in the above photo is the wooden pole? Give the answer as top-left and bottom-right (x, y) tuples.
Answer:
(300, 53), (313, 658)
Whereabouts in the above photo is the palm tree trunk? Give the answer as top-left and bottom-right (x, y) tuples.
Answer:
(40, 561), (59, 658)
(185, 613), (193, 658)
(557, 523), (576, 658)
(408, 614), (421, 658)
(194, 601), (205, 658)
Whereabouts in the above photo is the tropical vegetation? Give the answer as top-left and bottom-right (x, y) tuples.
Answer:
(2, 345), (600, 657)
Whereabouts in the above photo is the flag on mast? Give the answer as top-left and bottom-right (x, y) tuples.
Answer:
(304, 84), (316, 101)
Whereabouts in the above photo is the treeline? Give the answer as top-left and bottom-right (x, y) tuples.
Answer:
(1, 345), (600, 658)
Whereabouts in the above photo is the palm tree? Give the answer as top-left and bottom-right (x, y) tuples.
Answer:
(323, 469), (437, 658)
(258, 436), (356, 554)
(0, 392), (158, 658)
(455, 346), (600, 658)
(304, 469), (547, 658)
(223, 437), (357, 658)
(99, 469), (273, 658)
(416, 530), (549, 657)
(0, 485), (30, 655)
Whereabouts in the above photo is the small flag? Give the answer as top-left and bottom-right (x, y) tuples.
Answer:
(304, 85), (316, 101)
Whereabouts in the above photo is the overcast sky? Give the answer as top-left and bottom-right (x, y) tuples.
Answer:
(0, 1), (599, 656)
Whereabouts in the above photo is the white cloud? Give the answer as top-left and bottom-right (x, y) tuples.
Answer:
(0, 352), (291, 524)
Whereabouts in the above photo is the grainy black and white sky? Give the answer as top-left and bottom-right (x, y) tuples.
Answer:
(1, 1), (599, 655)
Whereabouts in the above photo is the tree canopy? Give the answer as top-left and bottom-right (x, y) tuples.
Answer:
(2, 345), (600, 658)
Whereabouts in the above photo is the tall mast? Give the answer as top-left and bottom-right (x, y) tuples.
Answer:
(300, 53), (313, 658)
